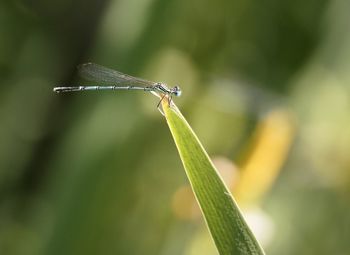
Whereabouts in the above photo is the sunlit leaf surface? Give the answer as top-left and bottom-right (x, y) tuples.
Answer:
(162, 100), (265, 255)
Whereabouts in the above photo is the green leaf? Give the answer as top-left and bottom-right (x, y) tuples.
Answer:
(162, 101), (265, 255)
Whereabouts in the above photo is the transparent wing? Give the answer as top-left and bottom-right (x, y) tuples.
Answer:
(77, 63), (155, 86)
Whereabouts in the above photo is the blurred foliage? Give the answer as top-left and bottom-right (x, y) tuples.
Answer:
(0, 0), (350, 254)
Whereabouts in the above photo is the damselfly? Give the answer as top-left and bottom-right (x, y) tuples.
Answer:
(54, 63), (181, 110)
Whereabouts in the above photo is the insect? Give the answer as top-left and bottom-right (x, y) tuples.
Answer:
(54, 63), (182, 111)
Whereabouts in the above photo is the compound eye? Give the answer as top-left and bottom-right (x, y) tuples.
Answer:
(172, 85), (181, 96)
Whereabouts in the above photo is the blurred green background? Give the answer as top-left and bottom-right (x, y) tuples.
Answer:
(1, 0), (350, 254)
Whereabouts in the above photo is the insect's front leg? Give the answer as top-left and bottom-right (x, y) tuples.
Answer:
(167, 95), (173, 106)
(156, 94), (166, 116)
